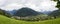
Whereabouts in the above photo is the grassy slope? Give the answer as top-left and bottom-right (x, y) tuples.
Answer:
(0, 15), (60, 24)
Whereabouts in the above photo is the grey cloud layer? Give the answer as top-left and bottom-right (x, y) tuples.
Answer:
(0, 0), (58, 12)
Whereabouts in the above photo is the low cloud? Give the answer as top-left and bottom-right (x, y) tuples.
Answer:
(0, 0), (58, 12)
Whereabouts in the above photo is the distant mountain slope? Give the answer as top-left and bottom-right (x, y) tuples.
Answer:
(7, 10), (17, 15)
(0, 9), (6, 15)
(41, 11), (52, 15)
(14, 7), (40, 17)
(0, 9), (12, 17)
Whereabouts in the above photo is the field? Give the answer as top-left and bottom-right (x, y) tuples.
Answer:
(0, 15), (60, 24)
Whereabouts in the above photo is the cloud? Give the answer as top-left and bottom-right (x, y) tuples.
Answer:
(0, 0), (58, 12)
(0, 0), (7, 7)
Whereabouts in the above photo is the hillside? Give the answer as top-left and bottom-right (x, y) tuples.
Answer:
(14, 7), (39, 17)
(0, 15), (60, 24)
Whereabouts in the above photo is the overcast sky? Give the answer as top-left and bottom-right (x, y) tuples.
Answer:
(0, 0), (58, 12)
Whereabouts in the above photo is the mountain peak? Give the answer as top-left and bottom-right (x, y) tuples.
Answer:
(14, 7), (39, 17)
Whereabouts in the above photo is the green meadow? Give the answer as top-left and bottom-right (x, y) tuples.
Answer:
(0, 15), (60, 24)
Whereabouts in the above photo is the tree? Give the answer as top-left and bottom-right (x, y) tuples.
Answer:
(50, 0), (60, 18)
(53, 0), (60, 9)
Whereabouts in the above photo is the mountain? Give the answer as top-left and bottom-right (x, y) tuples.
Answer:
(0, 9), (11, 17)
(41, 11), (52, 15)
(7, 10), (17, 15)
(14, 7), (40, 17)
(0, 9), (5, 15)
(49, 10), (60, 16)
